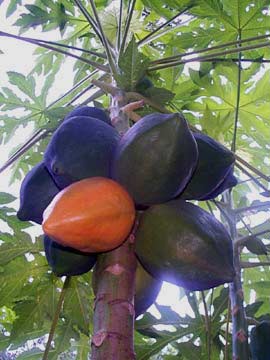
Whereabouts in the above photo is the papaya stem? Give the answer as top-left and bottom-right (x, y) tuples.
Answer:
(88, 0), (118, 77)
(235, 154), (270, 182)
(229, 239), (249, 359)
(126, 92), (170, 113)
(0, 31), (109, 72)
(235, 163), (269, 193)
(234, 202), (270, 216)
(76, 89), (105, 106)
(246, 317), (260, 326)
(138, 6), (192, 46)
(201, 291), (211, 360)
(240, 261), (270, 268)
(235, 230), (270, 247)
(92, 80), (170, 114)
(49, 70), (99, 108)
(73, 0), (103, 44)
(189, 57), (270, 64)
(65, 84), (95, 106)
(0, 30), (106, 59)
(148, 40), (270, 71)
(224, 296), (231, 360)
(231, 37), (242, 153)
(119, 0), (136, 55)
(42, 276), (71, 360)
(225, 33), (250, 359)
(92, 79), (120, 96)
(117, 0), (123, 52)
(0, 129), (48, 175)
(149, 34), (270, 65)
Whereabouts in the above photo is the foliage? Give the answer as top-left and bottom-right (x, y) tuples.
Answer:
(0, 0), (270, 359)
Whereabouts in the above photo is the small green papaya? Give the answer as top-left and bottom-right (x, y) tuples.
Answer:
(250, 321), (270, 360)
(17, 162), (59, 224)
(199, 167), (237, 200)
(44, 235), (97, 276)
(111, 113), (198, 205)
(135, 199), (235, 290)
(180, 132), (235, 200)
(44, 116), (120, 189)
(64, 106), (111, 125)
(135, 262), (162, 318)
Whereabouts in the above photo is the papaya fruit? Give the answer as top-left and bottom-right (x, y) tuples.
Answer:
(17, 162), (59, 224)
(44, 115), (119, 189)
(42, 177), (135, 253)
(111, 113), (198, 205)
(199, 167), (237, 200)
(250, 321), (270, 360)
(135, 261), (162, 318)
(180, 132), (235, 200)
(64, 106), (111, 125)
(44, 235), (96, 276)
(135, 199), (235, 290)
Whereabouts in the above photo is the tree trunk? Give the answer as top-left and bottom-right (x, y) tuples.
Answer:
(91, 90), (137, 360)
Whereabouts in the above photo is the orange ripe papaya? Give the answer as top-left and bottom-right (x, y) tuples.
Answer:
(42, 177), (135, 253)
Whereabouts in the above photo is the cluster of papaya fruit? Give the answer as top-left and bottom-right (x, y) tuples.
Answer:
(17, 105), (236, 316)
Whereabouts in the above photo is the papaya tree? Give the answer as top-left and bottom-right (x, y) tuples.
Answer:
(0, 1), (270, 359)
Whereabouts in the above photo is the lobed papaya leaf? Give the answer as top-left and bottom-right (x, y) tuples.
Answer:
(117, 37), (150, 91)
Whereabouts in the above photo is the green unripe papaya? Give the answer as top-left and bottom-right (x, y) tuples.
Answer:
(112, 113), (198, 205)
(17, 162), (59, 224)
(64, 106), (111, 125)
(180, 132), (235, 200)
(135, 199), (235, 290)
(44, 235), (97, 277)
(250, 321), (270, 360)
(44, 115), (120, 189)
(199, 166), (237, 200)
(135, 262), (162, 318)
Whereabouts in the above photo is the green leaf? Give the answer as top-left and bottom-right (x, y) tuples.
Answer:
(6, 0), (22, 17)
(117, 37), (150, 91)
(74, 333), (90, 360)
(145, 86), (175, 105)
(0, 192), (16, 204)
(0, 233), (43, 266)
(16, 348), (47, 359)
(48, 319), (79, 360)
(63, 276), (94, 335)
(245, 301), (264, 317)
(9, 273), (60, 347)
(0, 255), (48, 308)
(7, 71), (37, 102)
(14, 2), (69, 33)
